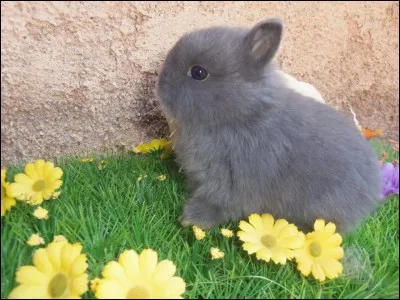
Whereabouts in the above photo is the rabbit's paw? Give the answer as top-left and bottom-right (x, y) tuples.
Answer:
(179, 198), (221, 229)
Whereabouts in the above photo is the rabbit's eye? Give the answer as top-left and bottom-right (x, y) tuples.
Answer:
(188, 65), (209, 81)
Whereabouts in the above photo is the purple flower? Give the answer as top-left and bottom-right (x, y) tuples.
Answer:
(380, 162), (399, 199)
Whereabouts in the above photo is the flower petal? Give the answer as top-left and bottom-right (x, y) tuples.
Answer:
(162, 276), (186, 297)
(243, 242), (263, 254)
(34, 160), (45, 178)
(314, 219), (326, 231)
(261, 214), (275, 231)
(327, 233), (343, 247)
(8, 284), (48, 299)
(324, 222), (337, 235)
(238, 221), (255, 233)
(46, 167), (63, 182)
(33, 248), (54, 275)
(271, 250), (287, 265)
(297, 259), (312, 276)
(327, 247), (344, 260)
(69, 254), (88, 277)
(255, 248), (271, 262)
(152, 260), (176, 283)
(118, 250), (140, 281)
(14, 174), (34, 185)
(61, 243), (82, 273)
(29, 193), (44, 205)
(237, 230), (260, 243)
(311, 262), (326, 282)
(139, 249), (158, 278)
(248, 214), (264, 231)
(70, 273), (88, 296)
(102, 261), (128, 285)
(272, 219), (289, 235)
(16, 266), (47, 284)
(95, 280), (126, 299)
(46, 241), (65, 270)
(43, 161), (55, 178)
(8, 182), (32, 200)
(25, 163), (38, 180)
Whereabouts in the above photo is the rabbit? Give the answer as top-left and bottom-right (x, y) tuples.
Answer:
(275, 70), (325, 103)
(156, 18), (382, 232)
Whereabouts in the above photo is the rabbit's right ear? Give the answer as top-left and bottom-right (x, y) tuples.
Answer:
(242, 18), (283, 79)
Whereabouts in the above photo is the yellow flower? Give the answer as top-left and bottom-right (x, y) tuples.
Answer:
(157, 175), (166, 181)
(133, 143), (151, 154)
(9, 240), (88, 298)
(237, 213), (305, 265)
(134, 138), (170, 155)
(295, 219), (344, 282)
(137, 175), (143, 182)
(27, 233), (45, 246)
(33, 207), (49, 220)
(193, 226), (206, 241)
(8, 159), (63, 205)
(221, 228), (234, 238)
(1, 169), (17, 217)
(149, 138), (169, 151)
(90, 277), (101, 294)
(95, 249), (186, 299)
(53, 235), (68, 243)
(210, 248), (225, 260)
(160, 141), (174, 160)
(80, 157), (94, 163)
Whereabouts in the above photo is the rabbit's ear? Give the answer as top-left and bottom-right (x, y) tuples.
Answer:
(242, 18), (283, 77)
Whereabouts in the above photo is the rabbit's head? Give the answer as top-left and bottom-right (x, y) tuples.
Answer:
(157, 18), (283, 125)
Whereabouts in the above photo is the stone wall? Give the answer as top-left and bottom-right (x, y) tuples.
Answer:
(1, 1), (399, 166)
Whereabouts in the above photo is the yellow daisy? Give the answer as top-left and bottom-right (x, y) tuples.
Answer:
(8, 159), (63, 205)
(210, 248), (225, 260)
(133, 143), (152, 154)
(157, 175), (166, 181)
(33, 207), (49, 220)
(95, 249), (186, 299)
(193, 226), (206, 241)
(221, 228), (234, 238)
(295, 219), (344, 282)
(134, 138), (170, 155)
(1, 169), (17, 217)
(237, 213), (305, 264)
(53, 235), (68, 243)
(9, 240), (88, 299)
(27, 233), (45, 246)
(149, 138), (169, 152)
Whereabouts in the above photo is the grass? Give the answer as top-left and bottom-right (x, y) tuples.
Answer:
(1, 140), (398, 299)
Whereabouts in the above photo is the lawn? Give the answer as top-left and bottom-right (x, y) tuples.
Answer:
(1, 140), (399, 299)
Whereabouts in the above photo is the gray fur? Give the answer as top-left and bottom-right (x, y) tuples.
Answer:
(156, 18), (381, 232)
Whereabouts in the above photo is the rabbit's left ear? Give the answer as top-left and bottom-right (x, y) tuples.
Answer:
(242, 18), (283, 77)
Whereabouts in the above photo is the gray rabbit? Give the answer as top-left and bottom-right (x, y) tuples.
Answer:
(156, 18), (381, 232)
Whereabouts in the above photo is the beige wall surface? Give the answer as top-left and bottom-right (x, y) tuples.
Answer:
(1, 1), (399, 166)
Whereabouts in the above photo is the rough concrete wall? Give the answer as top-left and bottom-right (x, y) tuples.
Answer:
(1, 1), (399, 166)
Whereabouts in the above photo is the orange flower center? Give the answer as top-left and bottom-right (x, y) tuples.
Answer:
(309, 242), (322, 257)
(48, 273), (68, 298)
(32, 180), (46, 192)
(261, 235), (277, 248)
(127, 285), (151, 299)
